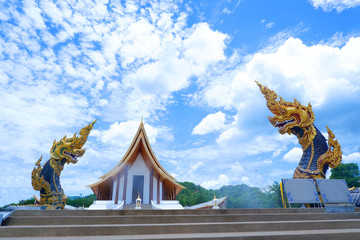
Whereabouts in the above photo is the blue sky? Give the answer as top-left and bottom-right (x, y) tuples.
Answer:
(1, 0), (360, 206)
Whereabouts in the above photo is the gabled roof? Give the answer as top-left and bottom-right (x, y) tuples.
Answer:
(87, 121), (185, 194)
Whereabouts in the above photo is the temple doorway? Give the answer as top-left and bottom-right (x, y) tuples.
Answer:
(132, 175), (144, 203)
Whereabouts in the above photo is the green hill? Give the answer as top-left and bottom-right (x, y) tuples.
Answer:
(177, 181), (282, 208)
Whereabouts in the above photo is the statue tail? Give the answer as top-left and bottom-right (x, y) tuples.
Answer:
(317, 126), (342, 174)
(31, 156), (43, 191)
(31, 156), (51, 192)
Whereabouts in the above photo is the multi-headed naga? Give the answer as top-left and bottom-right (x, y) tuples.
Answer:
(256, 82), (341, 179)
(31, 120), (96, 209)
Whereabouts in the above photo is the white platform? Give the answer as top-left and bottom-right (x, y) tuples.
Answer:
(151, 200), (184, 209)
(88, 200), (124, 210)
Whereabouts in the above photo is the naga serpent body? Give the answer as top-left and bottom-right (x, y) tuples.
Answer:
(257, 82), (341, 179)
(32, 120), (96, 209)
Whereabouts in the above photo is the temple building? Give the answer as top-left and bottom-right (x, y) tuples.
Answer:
(87, 120), (185, 209)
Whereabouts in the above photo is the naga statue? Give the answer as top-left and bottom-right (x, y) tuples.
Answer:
(32, 120), (96, 209)
(256, 82), (342, 179)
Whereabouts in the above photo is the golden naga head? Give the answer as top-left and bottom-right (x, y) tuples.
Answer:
(256, 81), (315, 135)
(50, 120), (96, 164)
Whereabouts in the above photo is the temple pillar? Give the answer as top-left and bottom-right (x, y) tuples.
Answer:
(114, 172), (121, 204)
(123, 166), (128, 203)
(109, 179), (113, 200)
(149, 169), (153, 203)
(157, 173), (160, 204)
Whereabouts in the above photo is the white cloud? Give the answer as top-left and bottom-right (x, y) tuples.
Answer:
(283, 147), (303, 162)
(196, 37), (360, 113)
(231, 161), (245, 173)
(261, 19), (275, 29)
(269, 169), (295, 177)
(240, 176), (250, 184)
(265, 22), (275, 29)
(343, 152), (360, 163)
(309, 0), (360, 12)
(192, 111), (226, 135)
(183, 23), (227, 74)
(95, 120), (158, 147)
(216, 126), (242, 144)
(119, 19), (162, 67)
(201, 174), (230, 189)
(124, 49), (192, 97)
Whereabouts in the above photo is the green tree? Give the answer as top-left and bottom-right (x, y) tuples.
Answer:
(66, 194), (96, 208)
(330, 163), (360, 188)
(176, 181), (215, 207)
(18, 197), (36, 205)
(215, 184), (282, 208)
(262, 181), (282, 208)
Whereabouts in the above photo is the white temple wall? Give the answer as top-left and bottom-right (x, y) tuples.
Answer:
(110, 153), (166, 204)
(126, 154), (150, 204)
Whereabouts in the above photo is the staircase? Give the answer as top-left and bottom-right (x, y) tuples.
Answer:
(123, 204), (152, 209)
(2, 208), (360, 239)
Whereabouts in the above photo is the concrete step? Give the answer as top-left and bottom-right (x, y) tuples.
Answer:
(123, 204), (152, 210)
(9, 208), (326, 217)
(3, 208), (360, 239)
(2, 219), (360, 237)
(4, 212), (360, 226)
(2, 229), (360, 240)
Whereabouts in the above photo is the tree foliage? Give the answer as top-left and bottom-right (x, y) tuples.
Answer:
(330, 163), (360, 188)
(66, 194), (97, 207)
(18, 197), (36, 205)
(215, 182), (282, 208)
(13, 195), (96, 208)
(177, 181), (283, 208)
(176, 181), (215, 207)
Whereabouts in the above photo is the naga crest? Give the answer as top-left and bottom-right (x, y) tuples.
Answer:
(50, 120), (96, 164)
(256, 81), (314, 135)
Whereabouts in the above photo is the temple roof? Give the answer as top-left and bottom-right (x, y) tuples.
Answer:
(87, 120), (185, 195)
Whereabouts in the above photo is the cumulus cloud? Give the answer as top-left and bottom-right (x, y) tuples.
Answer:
(283, 147), (303, 162)
(197, 37), (360, 112)
(231, 161), (245, 173)
(192, 111), (226, 135)
(183, 23), (227, 73)
(201, 174), (230, 189)
(343, 152), (360, 163)
(94, 120), (158, 147)
(309, 0), (360, 12)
